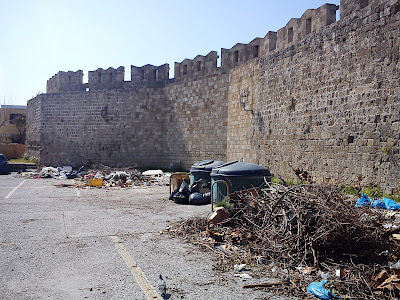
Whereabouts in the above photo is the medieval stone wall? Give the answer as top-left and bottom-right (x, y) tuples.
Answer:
(165, 71), (229, 168)
(26, 0), (400, 190)
(226, 0), (400, 190)
(26, 97), (42, 156)
(27, 89), (168, 167)
(27, 70), (228, 169)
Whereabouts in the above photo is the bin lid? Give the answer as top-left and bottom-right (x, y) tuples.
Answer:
(192, 160), (214, 167)
(211, 162), (271, 177)
(190, 160), (226, 173)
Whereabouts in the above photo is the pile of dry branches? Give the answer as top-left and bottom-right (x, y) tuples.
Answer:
(229, 184), (389, 266)
(171, 183), (400, 299)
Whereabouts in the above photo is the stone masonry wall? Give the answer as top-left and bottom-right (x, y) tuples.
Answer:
(26, 97), (42, 159)
(226, 0), (400, 191)
(27, 70), (228, 169)
(165, 71), (229, 168)
(28, 89), (170, 168)
(27, 0), (400, 191)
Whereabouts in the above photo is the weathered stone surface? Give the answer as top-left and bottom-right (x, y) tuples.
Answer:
(27, 0), (400, 190)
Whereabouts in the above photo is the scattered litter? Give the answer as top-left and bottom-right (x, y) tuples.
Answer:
(169, 173), (190, 192)
(16, 165), (170, 188)
(54, 183), (75, 188)
(379, 250), (390, 256)
(89, 178), (103, 187)
(142, 170), (163, 177)
(335, 269), (345, 278)
(307, 280), (340, 299)
(377, 197), (400, 210)
(391, 261), (400, 269)
(296, 266), (317, 275)
(234, 264), (246, 272)
(355, 193), (370, 207)
(234, 273), (252, 279)
(40, 167), (58, 178)
(256, 256), (264, 264)
(320, 272), (332, 280)
(356, 193), (400, 210)
(383, 223), (399, 229)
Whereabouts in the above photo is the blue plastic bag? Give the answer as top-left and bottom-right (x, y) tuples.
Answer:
(382, 197), (400, 210)
(307, 280), (340, 299)
(355, 193), (400, 210)
(371, 197), (400, 210)
(371, 199), (387, 209)
(355, 193), (370, 207)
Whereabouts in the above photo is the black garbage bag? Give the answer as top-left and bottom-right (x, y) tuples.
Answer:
(174, 181), (190, 204)
(179, 180), (190, 193)
(203, 192), (211, 201)
(173, 192), (189, 204)
(40, 173), (52, 178)
(169, 188), (179, 200)
(66, 172), (78, 179)
(190, 179), (210, 193)
(188, 192), (211, 205)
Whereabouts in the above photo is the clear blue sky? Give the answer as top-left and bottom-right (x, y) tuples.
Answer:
(0, 0), (340, 105)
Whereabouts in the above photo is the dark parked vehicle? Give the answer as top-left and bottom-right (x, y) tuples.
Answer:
(0, 154), (9, 174)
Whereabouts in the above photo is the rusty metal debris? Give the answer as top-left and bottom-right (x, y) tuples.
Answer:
(170, 183), (400, 299)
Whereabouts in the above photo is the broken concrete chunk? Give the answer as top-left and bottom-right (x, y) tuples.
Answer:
(208, 207), (230, 224)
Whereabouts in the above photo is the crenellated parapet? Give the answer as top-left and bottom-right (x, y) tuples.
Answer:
(174, 51), (218, 80)
(88, 66), (125, 91)
(339, 0), (398, 19)
(131, 64), (169, 87)
(277, 4), (338, 50)
(259, 31), (278, 57)
(44, 2), (392, 95)
(221, 38), (262, 69)
(340, 0), (370, 19)
(277, 18), (300, 51)
(46, 70), (84, 94)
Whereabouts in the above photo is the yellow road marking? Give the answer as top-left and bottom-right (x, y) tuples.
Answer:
(109, 236), (162, 300)
(5, 180), (26, 199)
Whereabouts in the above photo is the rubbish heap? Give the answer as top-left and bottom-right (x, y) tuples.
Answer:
(169, 183), (400, 299)
(17, 165), (170, 187)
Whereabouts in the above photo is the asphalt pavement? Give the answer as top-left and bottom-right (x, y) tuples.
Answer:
(0, 173), (295, 300)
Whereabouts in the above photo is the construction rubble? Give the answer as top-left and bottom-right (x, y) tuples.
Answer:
(168, 183), (400, 299)
(16, 165), (170, 187)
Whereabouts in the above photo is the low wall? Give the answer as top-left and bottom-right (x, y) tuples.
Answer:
(0, 143), (25, 159)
